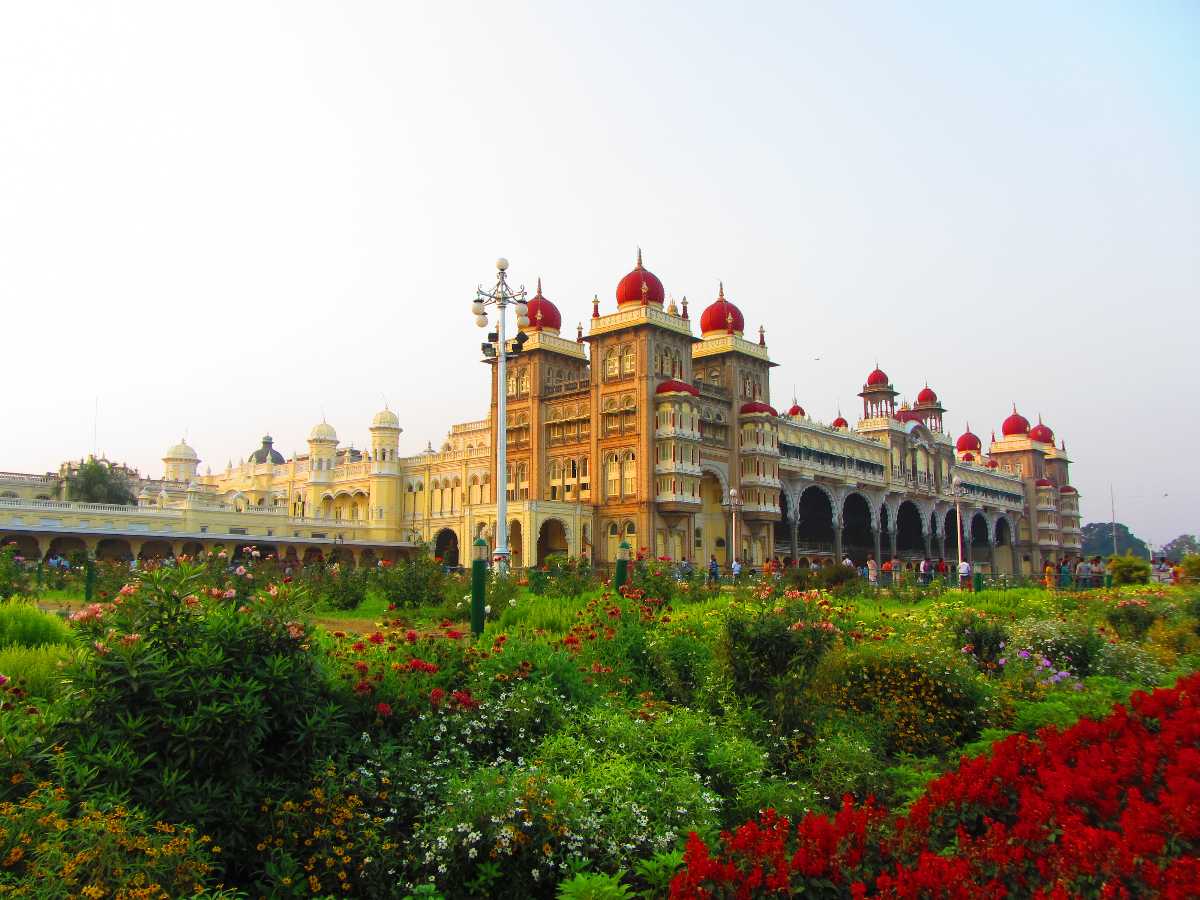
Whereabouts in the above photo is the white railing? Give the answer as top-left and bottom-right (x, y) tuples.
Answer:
(0, 497), (174, 515)
(0, 472), (57, 484)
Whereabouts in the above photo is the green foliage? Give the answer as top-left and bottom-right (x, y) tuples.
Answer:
(530, 555), (596, 599)
(809, 644), (996, 757)
(318, 563), (369, 610)
(1081, 521), (1149, 560)
(631, 849), (685, 898)
(0, 644), (72, 699)
(1108, 553), (1151, 585)
(60, 564), (347, 874)
(0, 602), (72, 648)
(1105, 598), (1160, 638)
(800, 714), (885, 802)
(952, 609), (1009, 674)
(65, 458), (136, 505)
(1180, 555), (1200, 583)
(0, 782), (234, 898)
(556, 871), (634, 899)
(1017, 619), (1109, 677)
(0, 548), (31, 601)
(629, 558), (677, 605)
(1161, 535), (1200, 561)
(378, 554), (447, 607)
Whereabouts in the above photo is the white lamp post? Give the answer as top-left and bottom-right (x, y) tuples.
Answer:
(952, 476), (965, 567)
(729, 487), (741, 567)
(473, 258), (528, 573)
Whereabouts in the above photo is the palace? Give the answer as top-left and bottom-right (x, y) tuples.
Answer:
(0, 252), (1082, 575)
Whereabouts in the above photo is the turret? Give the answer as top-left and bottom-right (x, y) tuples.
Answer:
(162, 439), (199, 482)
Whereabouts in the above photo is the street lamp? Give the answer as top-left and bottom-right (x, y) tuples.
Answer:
(473, 258), (528, 573)
(951, 476), (965, 570)
(729, 487), (742, 569)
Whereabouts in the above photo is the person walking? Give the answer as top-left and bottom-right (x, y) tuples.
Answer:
(1075, 556), (1092, 589)
(708, 554), (720, 586)
(867, 554), (878, 586)
(958, 557), (972, 590)
(731, 557), (742, 582)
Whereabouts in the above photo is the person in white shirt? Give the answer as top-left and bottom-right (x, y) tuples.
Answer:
(842, 555), (854, 568)
(958, 559), (971, 590)
(867, 555), (878, 585)
(731, 558), (742, 580)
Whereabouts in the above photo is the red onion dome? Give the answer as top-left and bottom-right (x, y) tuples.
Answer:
(831, 415), (849, 429)
(961, 452), (976, 462)
(956, 427), (982, 453)
(523, 278), (561, 334)
(1059, 485), (1077, 494)
(916, 384), (938, 405)
(615, 248), (665, 308)
(1029, 417), (1054, 443)
(699, 282), (744, 337)
(655, 378), (699, 397)
(1002, 405), (1030, 436)
(739, 401), (778, 416)
(865, 367), (889, 387)
(1035, 477), (1054, 488)
(987, 458), (999, 469)
(787, 403), (805, 418)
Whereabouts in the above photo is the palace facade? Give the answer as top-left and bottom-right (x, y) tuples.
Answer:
(0, 253), (1081, 575)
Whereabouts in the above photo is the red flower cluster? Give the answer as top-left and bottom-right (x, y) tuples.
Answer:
(672, 673), (1200, 898)
(404, 658), (438, 674)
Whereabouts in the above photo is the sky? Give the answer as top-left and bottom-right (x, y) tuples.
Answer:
(1, 1), (1197, 545)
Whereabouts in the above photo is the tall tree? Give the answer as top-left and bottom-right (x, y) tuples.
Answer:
(1161, 534), (1200, 560)
(1081, 522), (1150, 559)
(66, 459), (136, 505)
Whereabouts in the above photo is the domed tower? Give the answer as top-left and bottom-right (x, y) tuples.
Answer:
(162, 439), (199, 482)
(368, 408), (403, 531)
(522, 278), (562, 334)
(306, 420), (338, 519)
(913, 384), (945, 432)
(858, 364), (897, 421)
(615, 248), (665, 310)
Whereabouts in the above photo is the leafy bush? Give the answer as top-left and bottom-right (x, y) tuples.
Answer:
(1105, 597), (1159, 638)
(0, 548), (30, 601)
(60, 564), (347, 874)
(1108, 552), (1151, 585)
(952, 609), (1009, 674)
(0, 602), (72, 648)
(378, 554), (447, 607)
(1180, 555), (1200, 583)
(556, 871), (633, 899)
(800, 714), (885, 803)
(629, 559), (677, 605)
(0, 644), (71, 699)
(529, 555), (595, 599)
(0, 782), (233, 898)
(809, 644), (996, 757)
(1092, 639), (1167, 685)
(316, 563), (369, 610)
(1017, 618), (1109, 677)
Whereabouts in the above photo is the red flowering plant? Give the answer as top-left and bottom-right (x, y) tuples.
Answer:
(325, 624), (478, 724)
(671, 672), (1200, 898)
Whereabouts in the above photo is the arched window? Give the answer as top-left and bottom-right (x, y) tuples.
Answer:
(621, 345), (635, 375)
(518, 371), (530, 395)
(622, 451), (637, 498)
(507, 374), (517, 396)
(605, 454), (620, 499)
(605, 349), (619, 379)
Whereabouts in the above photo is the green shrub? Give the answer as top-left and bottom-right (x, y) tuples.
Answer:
(557, 871), (634, 899)
(317, 564), (369, 610)
(1180, 555), (1200, 583)
(1017, 619), (1108, 677)
(809, 644), (996, 757)
(629, 558), (677, 605)
(60, 564), (347, 876)
(1092, 640), (1167, 685)
(0, 782), (234, 898)
(952, 609), (1009, 674)
(0, 548), (31, 600)
(0, 644), (71, 699)
(1105, 597), (1160, 638)
(379, 554), (447, 607)
(1108, 553), (1151, 585)
(800, 714), (885, 803)
(0, 602), (72, 648)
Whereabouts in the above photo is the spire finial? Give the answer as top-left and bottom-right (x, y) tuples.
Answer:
(718, 280), (725, 300)
(576, 322), (583, 343)
(758, 324), (765, 346)
(726, 311), (734, 334)
(592, 294), (599, 318)
(536, 276), (542, 296)
(636, 247), (643, 269)
(680, 296), (689, 319)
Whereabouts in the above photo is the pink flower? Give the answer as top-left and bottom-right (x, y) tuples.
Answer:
(118, 584), (137, 596)
(376, 702), (393, 717)
(235, 566), (247, 576)
(222, 589), (236, 599)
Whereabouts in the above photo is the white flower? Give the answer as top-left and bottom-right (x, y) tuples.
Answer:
(485, 605), (492, 614)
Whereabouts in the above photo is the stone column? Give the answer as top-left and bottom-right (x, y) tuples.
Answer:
(887, 527), (897, 561)
(833, 517), (843, 562)
(872, 527), (882, 564)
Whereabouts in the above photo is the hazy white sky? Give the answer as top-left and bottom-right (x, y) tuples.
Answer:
(1, 2), (1196, 543)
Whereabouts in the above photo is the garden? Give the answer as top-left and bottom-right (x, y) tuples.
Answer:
(0, 544), (1198, 898)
